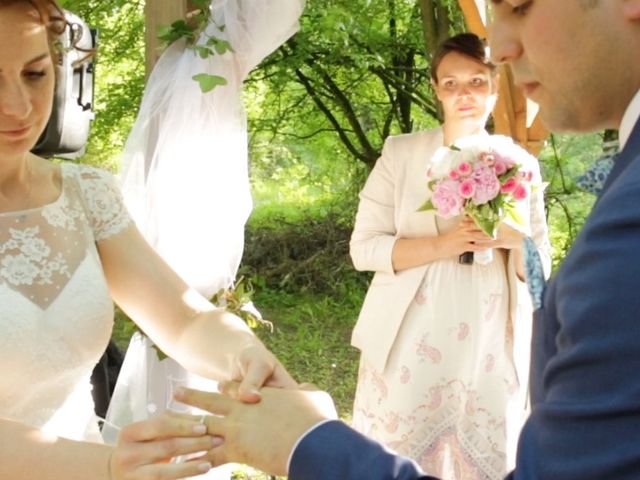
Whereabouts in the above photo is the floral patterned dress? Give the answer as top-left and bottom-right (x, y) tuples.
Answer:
(352, 215), (519, 480)
(350, 129), (551, 479)
(0, 163), (130, 441)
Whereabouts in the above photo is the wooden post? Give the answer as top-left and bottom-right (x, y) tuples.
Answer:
(145, 0), (196, 75)
(458, 0), (487, 38)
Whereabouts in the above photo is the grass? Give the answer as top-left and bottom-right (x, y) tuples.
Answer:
(251, 289), (361, 417)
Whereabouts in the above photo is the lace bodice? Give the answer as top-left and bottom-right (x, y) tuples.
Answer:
(0, 163), (131, 441)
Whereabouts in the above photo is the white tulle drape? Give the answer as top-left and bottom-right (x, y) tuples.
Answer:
(106, 2), (304, 477)
(119, 0), (305, 298)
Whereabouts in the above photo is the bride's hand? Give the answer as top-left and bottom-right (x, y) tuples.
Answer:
(110, 413), (219, 480)
(224, 344), (298, 404)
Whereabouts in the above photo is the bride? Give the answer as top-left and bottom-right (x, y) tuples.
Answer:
(0, 1), (298, 479)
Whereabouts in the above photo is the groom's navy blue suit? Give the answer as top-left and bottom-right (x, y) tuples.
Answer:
(289, 116), (640, 480)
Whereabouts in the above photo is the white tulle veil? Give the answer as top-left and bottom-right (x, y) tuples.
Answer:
(119, 0), (305, 298)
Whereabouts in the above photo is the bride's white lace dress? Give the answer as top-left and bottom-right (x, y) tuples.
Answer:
(0, 163), (130, 442)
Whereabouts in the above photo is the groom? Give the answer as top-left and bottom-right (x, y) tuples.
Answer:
(177, 1), (640, 478)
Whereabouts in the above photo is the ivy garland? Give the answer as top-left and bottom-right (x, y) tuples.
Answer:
(157, 0), (233, 93)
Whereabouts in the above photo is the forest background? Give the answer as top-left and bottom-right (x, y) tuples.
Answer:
(57, 0), (607, 475)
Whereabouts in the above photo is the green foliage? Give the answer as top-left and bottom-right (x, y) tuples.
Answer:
(538, 133), (602, 269)
(211, 276), (273, 332)
(239, 192), (370, 417)
(158, 20), (196, 45)
(192, 72), (228, 92)
(245, 0), (453, 169)
(156, 3), (233, 93)
(60, 0), (146, 171)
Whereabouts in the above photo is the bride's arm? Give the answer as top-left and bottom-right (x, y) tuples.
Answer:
(0, 415), (214, 480)
(0, 418), (111, 480)
(98, 224), (297, 401)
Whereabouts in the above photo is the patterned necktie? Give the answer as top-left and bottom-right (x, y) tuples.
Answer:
(576, 154), (616, 195)
(523, 236), (545, 310)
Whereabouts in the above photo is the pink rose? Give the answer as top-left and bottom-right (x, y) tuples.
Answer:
(500, 177), (517, 193)
(471, 165), (501, 205)
(494, 162), (508, 175)
(431, 180), (464, 217)
(458, 179), (475, 199)
(449, 169), (460, 180)
(513, 184), (528, 201)
(492, 151), (516, 176)
(457, 162), (472, 176)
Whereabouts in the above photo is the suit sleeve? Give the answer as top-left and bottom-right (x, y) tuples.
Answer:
(289, 420), (437, 480)
(349, 137), (399, 274)
(510, 175), (640, 479)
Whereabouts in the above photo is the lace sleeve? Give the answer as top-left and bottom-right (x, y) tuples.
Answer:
(76, 165), (132, 241)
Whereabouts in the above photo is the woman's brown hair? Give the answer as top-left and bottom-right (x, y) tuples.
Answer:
(1, 0), (66, 43)
(431, 33), (496, 83)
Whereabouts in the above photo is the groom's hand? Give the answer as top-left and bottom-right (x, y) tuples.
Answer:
(174, 384), (338, 476)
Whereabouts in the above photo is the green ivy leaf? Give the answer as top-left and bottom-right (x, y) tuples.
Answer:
(417, 198), (435, 212)
(194, 45), (213, 59)
(210, 276), (273, 332)
(192, 73), (228, 93)
(504, 202), (526, 226)
(158, 19), (195, 45)
(208, 38), (233, 55)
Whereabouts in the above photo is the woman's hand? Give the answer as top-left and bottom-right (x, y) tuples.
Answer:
(224, 344), (298, 403)
(110, 413), (220, 480)
(435, 217), (493, 258)
(476, 222), (525, 251)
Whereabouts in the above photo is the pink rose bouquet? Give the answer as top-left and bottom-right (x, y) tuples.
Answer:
(419, 135), (534, 238)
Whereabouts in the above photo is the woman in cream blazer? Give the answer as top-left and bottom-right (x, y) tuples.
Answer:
(349, 34), (551, 480)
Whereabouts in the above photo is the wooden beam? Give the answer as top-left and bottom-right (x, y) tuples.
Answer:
(493, 66), (516, 139)
(458, 0), (486, 38)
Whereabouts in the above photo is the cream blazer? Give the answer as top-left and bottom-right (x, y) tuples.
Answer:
(350, 128), (551, 399)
